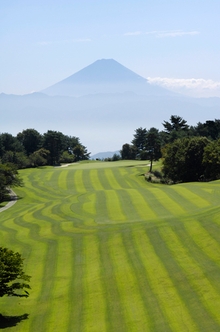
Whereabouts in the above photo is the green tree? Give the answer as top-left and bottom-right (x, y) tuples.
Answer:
(0, 133), (24, 158)
(59, 151), (75, 163)
(0, 247), (31, 298)
(203, 139), (220, 180)
(0, 163), (23, 202)
(120, 143), (136, 160)
(145, 127), (162, 172)
(162, 137), (210, 183)
(162, 115), (189, 143)
(29, 148), (50, 167)
(17, 129), (42, 156)
(194, 120), (220, 140)
(2, 151), (29, 169)
(73, 145), (89, 161)
(43, 131), (65, 165)
(132, 127), (147, 158)
(163, 115), (189, 133)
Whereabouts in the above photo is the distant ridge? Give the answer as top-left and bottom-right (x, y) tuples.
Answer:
(90, 150), (120, 160)
(41, 59), (172, 97)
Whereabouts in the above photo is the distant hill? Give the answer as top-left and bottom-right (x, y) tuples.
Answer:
(41, 59), (173, 97)
(90, 151), (120, 160)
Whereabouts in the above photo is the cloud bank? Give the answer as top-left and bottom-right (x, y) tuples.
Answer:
(124, 30), (199, 38)
(147, 77), (220, 97)
(38, 38), (92, 46)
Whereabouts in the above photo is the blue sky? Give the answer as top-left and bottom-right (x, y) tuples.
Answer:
(1, 0), (220, 96)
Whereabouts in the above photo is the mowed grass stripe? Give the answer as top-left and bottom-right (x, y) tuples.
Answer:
(89, 169), (104, 191)
(113, 190), (144, 222)
(57, 169), (68, 190)
(105, 190), (127, 222)
(127, 189), (157, 221)
(82, 235), (107, 332)
(118, 168), (133, 188)
(83, 193), (96, 216)
(104, 168), (124, 190)
(151, 187), (186, 216)
(46, 238), (73, 332)
(68, 236), (84, 332)
(183, 218), (220, 268)
(73, 169), (86, 193)
(109, 233), (150, 331)
(167, 221), (220, 296)
(95, 191), (108, 223)
(171, 185), (210, 209)
(148, 226), (220, 331)
(133, 229), (197, 331)
(98, 232), (127, 332)
(116, 167), (140, 189)
(96, 168), (113, 190)
(30, 239), (58, 331)
(159, 225), (220, 327)
(123, 230), (171, 331)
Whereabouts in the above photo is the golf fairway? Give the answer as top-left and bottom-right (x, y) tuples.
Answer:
(1, 160), (220, 331)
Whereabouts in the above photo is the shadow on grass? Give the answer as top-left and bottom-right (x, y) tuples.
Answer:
(0, 313), (29, 329)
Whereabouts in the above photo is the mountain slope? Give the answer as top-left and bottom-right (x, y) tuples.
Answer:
(41, 59), (172, 97)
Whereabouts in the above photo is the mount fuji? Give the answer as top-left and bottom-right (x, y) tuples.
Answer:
(42, 59), (172, 97)
(1, 59), (220, 154)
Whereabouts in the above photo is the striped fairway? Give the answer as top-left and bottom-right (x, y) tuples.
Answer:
(1, 160), (220, 331)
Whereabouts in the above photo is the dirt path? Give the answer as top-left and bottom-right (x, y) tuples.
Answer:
(0, 189), (17, 213)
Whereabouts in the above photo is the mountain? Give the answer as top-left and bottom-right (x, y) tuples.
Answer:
(42, 59), (173, 97)
(90, 151), (120, 160)
(1, 59), (220, 155)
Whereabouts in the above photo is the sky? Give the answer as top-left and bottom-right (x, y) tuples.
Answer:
(1, 1), (220, 97)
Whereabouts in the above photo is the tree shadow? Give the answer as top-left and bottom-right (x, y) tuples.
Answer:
(0, 313), (29, 329)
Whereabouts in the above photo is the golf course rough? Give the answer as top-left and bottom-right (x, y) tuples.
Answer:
(1, 160), (220, 331)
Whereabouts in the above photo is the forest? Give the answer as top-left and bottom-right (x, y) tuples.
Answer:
(121, 116), (220, 183)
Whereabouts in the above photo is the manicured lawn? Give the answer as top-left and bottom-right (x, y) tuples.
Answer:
(1, 160), (220, 331)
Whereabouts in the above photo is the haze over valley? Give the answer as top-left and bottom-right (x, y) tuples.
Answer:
(1, 59), (220, 154)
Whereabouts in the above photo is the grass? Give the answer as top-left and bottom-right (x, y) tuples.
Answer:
(1, 160), (220, 331)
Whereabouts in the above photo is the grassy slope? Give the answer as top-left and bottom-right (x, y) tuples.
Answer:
(1, 160), (220, 331)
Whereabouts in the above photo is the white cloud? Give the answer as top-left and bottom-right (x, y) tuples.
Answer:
(38, 38), (92, 46)
(155, 30), (199, 38)
(124, 30), (199, 38)
(147, 77), (220, 97)
(124, 31), (142, 36)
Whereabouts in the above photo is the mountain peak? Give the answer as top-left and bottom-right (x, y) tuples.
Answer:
(41, 59), (170, 97)
(60, 58), (146, 84)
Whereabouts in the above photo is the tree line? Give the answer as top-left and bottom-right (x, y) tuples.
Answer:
(121, 116), (220, 183)
(0, 129), (90, 168)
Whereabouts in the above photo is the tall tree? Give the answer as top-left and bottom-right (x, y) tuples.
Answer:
(194, 120), (220, 140)
(17, 129), (42, 156)
(0, 247), (31, 298)
(43, 131), (65, 165)
(0, 133), (23, 157)
(203, 139), (220, 180)
(162, 115), (189, 143)
(0, 163), (23, 202)
(163, 115), (189, 133)
(120, 143), (136, 160)
(132, 127), (147, 159)
(145, 127), (162, 172)
(73, 145), (90, 161)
